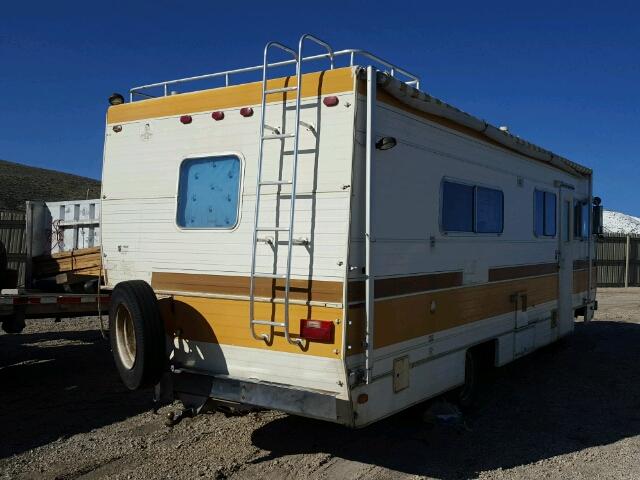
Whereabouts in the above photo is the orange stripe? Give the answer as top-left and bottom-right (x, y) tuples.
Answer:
(107, 67), (355, 124)
(158, 295), (343, 358)
(347, 273), (559, 354)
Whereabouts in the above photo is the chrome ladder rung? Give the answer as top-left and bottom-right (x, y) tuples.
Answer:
(252, 320), (286, 327)
(259, 180), (292, 186)
(264, 86), (298, 94)
(256, 226), (289, 232)
(262, 133), (295, 140)
(254, 272), (287, 279)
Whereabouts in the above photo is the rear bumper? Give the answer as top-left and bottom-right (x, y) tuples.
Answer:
(165, 368), (353, 425)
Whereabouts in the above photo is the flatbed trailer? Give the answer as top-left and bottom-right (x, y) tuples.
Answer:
(0, 291), (110, 333)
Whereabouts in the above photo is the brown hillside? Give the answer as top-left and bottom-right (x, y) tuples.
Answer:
(0, 160), (101, 210)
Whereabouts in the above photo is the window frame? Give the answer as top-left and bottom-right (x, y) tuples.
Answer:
(533, 188), (557, 238)
(174, 152), (245, 232)
(439, 177), (504, 236)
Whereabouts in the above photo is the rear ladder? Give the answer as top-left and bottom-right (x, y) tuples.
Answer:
(249, 35), (334, 345)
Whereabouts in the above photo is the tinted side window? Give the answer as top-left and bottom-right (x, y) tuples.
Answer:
(476, 187), (504, 233)
(442, 181), (474, 232)
(544, 192), (557, 236)
(177, 155), (241, 229)
(534, 189), (557, 237)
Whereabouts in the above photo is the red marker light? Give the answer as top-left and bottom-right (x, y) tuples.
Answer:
(300, 319), (334, 342)
(211, 111), (224, 121)
(323, 96), (339, 107)
(240, 107), (254, 117)
(180, 115), (192, 124)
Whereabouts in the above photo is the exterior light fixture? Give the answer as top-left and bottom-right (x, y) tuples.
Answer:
(112, 125), (122, 133)
(180, 115), (192, 124)
(108, 93), (125, 106)
(323, 96), (339, 107)
(211, 111), (225, 121)
(240, 107), (254, 117)
(375, 137), (397, 151)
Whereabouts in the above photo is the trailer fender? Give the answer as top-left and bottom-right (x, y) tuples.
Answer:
(109, 280), (166, 390)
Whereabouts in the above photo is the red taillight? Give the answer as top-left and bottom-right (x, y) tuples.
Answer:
(211, 111), (224, 121)
(240, 107), (254, 117)
(180, 115), (192, 124)
(300, 319), (334, 342)
(323, 96), (339, 107)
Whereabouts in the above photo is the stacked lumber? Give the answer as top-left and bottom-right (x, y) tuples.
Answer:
(32, 246), (102, 279)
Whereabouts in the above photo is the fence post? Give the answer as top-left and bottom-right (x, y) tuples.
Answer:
(625, 234), (630, 288)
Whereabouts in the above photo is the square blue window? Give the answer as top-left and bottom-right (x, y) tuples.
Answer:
(475, 187), (503, 233)
(442, 181), (474, 232)
(177, 155), (241, 229)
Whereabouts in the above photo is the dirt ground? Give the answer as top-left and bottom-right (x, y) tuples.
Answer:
(1, 288), (640, 479)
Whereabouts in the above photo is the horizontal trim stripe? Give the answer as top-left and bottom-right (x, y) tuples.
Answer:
(151, 272), (343, 305)
(348, 271), (462, 303)
(488, 262), (558, 282)
(346, 272), (559, 354)
(107, 67), (355, 124)
(159, 295), (343, 358)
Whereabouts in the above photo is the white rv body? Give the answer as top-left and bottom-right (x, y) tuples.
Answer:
(101, 40), (595, 427)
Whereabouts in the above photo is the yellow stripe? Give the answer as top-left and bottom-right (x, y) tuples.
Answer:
(107, 67), (355, 124)
(347, 273), (559, 354)
(159, 295), (343, 358)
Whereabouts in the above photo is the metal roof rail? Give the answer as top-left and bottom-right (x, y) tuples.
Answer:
(128, 42), (421, 101)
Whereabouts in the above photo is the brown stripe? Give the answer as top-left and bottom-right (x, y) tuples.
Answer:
(573, 259), (590, 270)
(573, 268), (596, 294)
(348, 271), (463, 302)
(488, 263), (558, 282)
(347, 273), (559, 354)
(151, 272), (343, 304)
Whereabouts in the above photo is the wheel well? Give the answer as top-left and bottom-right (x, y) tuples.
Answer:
(468, 339), (498, 369)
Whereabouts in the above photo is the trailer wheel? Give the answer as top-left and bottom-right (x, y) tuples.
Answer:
(109, 281), (166, 390)
(0, 240), (7, 274)
(1, 313), (26, 334)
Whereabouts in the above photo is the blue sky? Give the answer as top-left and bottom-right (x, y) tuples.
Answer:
(1, 1), (639, 215)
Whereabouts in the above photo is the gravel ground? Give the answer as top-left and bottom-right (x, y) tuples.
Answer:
(1, 288), (640, 479)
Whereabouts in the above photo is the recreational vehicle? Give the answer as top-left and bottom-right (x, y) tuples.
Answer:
(102, 35), (600, 427)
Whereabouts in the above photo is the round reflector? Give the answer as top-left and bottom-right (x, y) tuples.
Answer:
(211, 111), (225, 121)
(240, 107), (254, 117)
(180, 115), (192, 124)
(323, 96), (339, 107)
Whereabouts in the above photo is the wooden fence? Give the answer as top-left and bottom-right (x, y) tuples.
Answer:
(596, 233), (640, 287)
(0, 209), (27, 287)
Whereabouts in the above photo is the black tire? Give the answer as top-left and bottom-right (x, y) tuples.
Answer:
(448, 349), (478, 410)
(109, 280), (166, 390)
(1, 314), (26, 334)
(0, 240), (7, 274)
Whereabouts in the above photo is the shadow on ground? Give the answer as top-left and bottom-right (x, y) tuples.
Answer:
(0, 325), (152, 459)
(252, 321), (640, 479)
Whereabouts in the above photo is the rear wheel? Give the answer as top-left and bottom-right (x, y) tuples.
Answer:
(1, 312), (26, 334)
(457, 349), (478, 409)
(109, 281), (166, 390)
(0, 240), (7, 274)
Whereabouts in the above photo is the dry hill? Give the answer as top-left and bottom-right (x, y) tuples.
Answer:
(0, 160), (101, 210)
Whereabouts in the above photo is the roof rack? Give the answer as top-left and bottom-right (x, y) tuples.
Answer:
(129, 45), (421, 101)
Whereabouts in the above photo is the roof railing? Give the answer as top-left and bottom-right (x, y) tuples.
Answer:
(128, 48), (420, 101)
